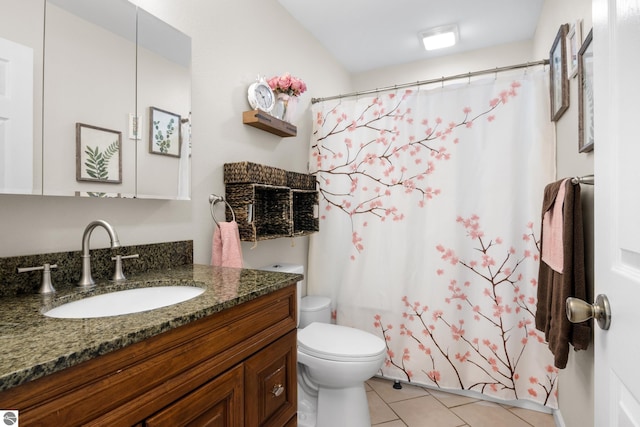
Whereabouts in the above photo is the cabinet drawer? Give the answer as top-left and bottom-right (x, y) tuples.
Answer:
(146, 364), (244, 427)
(245, 330), (297, 427)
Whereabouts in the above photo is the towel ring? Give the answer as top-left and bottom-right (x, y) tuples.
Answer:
(209, 194), (236, 226)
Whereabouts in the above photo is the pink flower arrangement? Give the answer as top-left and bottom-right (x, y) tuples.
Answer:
(267, 72), (307, 97)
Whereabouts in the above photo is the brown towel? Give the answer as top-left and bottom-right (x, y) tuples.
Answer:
(535, 179), (591, 369)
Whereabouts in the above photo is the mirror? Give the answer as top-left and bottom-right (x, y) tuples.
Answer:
(43, 0), (137, 197)
(1, 0), (191, 199)
(0, 0), (44, 195)
(136, 8), (191, 200)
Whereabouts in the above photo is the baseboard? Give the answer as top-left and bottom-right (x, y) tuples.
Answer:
(553, 409), (566, 427)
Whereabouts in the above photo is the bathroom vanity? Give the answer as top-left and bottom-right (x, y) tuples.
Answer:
(0, 265), (299, 426)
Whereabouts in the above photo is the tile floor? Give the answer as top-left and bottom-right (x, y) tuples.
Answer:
(366, 377), (557, 427)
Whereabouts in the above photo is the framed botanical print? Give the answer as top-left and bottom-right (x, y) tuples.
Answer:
(550, 23), (570, 122)
(578, 29), (594, 153)
(76, 123), (122, 183)
(149, 106), (181, 157)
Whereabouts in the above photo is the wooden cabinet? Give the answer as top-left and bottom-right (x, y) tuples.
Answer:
(0, 285), (297, 426)
(245, 332), (297, 426)
(146, 365), (245, 427)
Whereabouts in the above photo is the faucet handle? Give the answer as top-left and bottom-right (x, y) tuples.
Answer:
(111, 254), (139, 282)
(17, 263), (57, 294)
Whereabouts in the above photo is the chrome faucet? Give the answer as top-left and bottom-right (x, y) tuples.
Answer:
(78, 220), (121, 288)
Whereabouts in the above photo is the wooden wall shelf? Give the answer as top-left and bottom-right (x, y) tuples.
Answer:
(242, 110), (297, 137)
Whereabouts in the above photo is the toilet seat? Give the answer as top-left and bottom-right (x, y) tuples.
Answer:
(297, 322), (386, 363)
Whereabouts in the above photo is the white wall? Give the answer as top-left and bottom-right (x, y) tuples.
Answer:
(534, 2), (594, 427)
(0, 0), (351, 279)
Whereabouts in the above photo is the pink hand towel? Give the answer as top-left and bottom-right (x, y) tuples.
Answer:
(211, 221), (243, 268)
(541, 178), (569, 273)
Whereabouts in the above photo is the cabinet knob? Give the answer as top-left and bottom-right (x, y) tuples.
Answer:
(271, 384), (285, 397)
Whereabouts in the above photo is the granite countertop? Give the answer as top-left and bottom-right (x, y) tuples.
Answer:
(0, 264), (301, 392)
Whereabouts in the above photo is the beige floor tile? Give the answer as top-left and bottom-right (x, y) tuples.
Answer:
(508, 407), (556, 427)
(450, 400), (531, 427)
(429, 389), (481, 408)
(372, 420), (408, 427)
(367, 377), (430, 403)
(389, 395), (466, 427)
(368, 390), (400, 425)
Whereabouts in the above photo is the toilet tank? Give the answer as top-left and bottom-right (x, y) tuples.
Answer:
(299, 295), (331, 328)
(258, 263), (304, 327)
(258, 263), (332, 328)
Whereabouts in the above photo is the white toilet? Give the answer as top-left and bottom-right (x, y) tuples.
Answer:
(260, 263), (386, 427)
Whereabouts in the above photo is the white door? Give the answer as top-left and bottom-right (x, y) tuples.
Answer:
(593, 0), (640, 425)
(0, 36), (33, 193)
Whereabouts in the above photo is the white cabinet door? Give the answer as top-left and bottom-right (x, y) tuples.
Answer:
(0, 37), (33, 193)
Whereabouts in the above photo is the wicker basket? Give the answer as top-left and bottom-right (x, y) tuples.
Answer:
(286, 171), (317, 190)
(225, 183), (292, 241)
(292, 190), (319, 235)
(223, 162), (287, 186)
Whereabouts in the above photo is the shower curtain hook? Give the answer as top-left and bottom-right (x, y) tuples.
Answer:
(467, 72), (471, 84)
(494, 67), (498, 80)
(441, 76), (444, 89)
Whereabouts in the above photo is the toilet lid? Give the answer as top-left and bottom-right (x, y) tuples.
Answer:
(297, 322), (386, 362)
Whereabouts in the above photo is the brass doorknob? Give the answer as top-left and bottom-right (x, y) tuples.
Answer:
(566, 294), (611, 330)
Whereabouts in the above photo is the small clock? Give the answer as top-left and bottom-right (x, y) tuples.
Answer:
(247, 78), (275, 113)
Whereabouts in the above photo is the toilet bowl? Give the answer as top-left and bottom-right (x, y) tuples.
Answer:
(259, 263), (386, 427)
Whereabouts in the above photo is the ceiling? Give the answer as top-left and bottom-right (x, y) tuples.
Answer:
(278, 0), (544, 73)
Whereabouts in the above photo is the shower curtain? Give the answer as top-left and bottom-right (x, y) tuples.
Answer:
(307, 69), (558, 408)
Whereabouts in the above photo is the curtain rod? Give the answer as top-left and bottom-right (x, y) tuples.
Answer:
(311, 59), (550, 104)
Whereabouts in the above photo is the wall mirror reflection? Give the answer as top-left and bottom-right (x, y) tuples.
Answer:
(1, 0), (191, 199)
(0, 0), (44, 195)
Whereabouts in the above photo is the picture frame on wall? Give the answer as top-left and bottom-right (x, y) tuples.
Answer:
(76, 123), (122, 183)
(566, 19), (583, 78)
(149, 106), (181, 157)
(578, 29), (594, 153)
(550, 23), (570, 122)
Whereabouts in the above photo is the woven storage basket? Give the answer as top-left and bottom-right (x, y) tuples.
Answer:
(225, 183), (292, 241)
(223, 162), (287, 186)
(292, 190), (319, 235)
(286, 171), (316, 190)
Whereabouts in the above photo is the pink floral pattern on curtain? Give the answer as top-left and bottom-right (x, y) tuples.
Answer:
(308, 70), (558, 408)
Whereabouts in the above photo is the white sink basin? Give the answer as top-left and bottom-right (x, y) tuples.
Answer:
(44, 286), (205, 319)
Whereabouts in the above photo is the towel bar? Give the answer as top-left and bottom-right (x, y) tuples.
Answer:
(571, 174), (594, 185)
(208, 194), (236, 226)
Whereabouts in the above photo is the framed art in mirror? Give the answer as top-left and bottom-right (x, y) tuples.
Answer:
(76, 123), (122, 184)
(149, 106), (181, 157)
(578, 29), (594, 153)
(550, 23), (569, 122)
(566, 19), (582, 78)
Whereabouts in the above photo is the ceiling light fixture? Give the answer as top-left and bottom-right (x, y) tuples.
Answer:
(420, 24), (459, 51)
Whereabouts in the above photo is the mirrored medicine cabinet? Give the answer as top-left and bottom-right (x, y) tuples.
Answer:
(0, 0), (191, 200)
